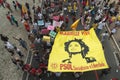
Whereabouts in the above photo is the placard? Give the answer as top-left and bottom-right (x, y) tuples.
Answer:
(38, 20), (44, 26)
(49, 30), (57, 38)
(43, 36), (50, 42)
(47, 25), (55, 30)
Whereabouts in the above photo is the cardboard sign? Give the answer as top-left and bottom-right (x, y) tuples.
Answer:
(53, 16), (59, 21)
(43, 36), (50, 42)
(47, 25), (55, 30)
(41, 29), (49, 34)
(45, 22), (51, 27)
(49, 30), (57, 38)
(38, 20), (44, 26)
(53, 20), (63, 27)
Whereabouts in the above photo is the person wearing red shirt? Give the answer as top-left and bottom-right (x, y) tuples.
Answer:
(59, 14), (64, 21)
(119, 0), (120, 5)
(6, 12), (14, 25)
(39, 63), (47, 73)
(65, 15), (69, 27)
(23, 21), (30, 32)
(39, 63), (47, 68)
(65, 15), (69, 23)
(36, 68), (42, 76)
(5, 2), (13, 12)
(82, 0), (86, 9)
(0, 0), (5, 8)
(111, 78), (119, 80)
(0, 0), (2, 4)
(22, 64), (31, 72)
(29, 68), (36, 76)
(37, 6), (41, 13)
(72, 15), (76, 22)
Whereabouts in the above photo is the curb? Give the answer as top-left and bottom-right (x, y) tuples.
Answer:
(105, 23), (120, 66)
(105, 23), (120, 53)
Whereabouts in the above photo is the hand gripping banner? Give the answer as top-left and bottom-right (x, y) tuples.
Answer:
(48, 28), (108, 72)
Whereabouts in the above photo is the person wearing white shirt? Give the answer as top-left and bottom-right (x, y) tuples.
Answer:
(33, 22), (38, 30)
(86, 15), (91, 24)
(63, 7), (67, 14)
(95, 14), (101, 23)
(5, 41), (14, 50)
(54, 72), (62, 77)
(109, 27), (117, 39)
(110, 7), (115, 16)
(45, 20), (51, 27)
(97, 8), (103, 16)
(115, 21), (120, 26)
(14, 47), (24, 58)
(97, 22), (105, 29)
(4, 41), (15, 55)
(101, 31), (109, 42)
(96, 21), (105, 35)
(38, 12), (42, 19)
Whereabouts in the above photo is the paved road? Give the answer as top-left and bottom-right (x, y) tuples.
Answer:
(0, 0), (41, 80)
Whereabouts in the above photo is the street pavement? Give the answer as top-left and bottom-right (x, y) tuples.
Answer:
(0, 0), (41, 80)
(0, 1), (27, 80)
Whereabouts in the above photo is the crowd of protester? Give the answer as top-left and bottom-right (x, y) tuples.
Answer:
(0, 0), (120, 80)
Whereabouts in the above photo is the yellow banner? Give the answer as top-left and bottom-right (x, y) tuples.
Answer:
(86, 0), (89, 6)
(48, 28), (108, 72)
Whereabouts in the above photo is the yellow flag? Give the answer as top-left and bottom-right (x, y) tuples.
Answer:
(48, 28), (108, 72)
(22, 5), (27, 14)
(71, 19), (80, 30)
(111, 16), (116, 22)
(64, 0), (66, 2)
(86, 0), (89, 6)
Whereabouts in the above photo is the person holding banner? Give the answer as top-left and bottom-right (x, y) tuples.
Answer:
(73, 72), (83, 80)
(100, 67), (111, 77)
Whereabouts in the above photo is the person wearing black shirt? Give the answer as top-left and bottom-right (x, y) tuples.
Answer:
(0, 34), (9, 42)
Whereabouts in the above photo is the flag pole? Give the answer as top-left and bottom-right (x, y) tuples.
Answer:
(94, 70), (99, 80)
